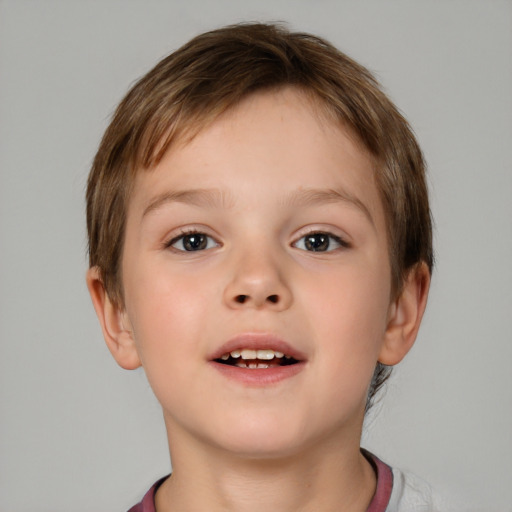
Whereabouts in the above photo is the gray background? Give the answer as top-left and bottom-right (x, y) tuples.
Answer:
(1, 1), (511, 510)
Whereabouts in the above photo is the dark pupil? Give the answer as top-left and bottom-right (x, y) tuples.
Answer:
(305, 233), (329, 251)
(183, 234), (207, 251)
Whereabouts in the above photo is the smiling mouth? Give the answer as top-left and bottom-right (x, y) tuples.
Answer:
(214, 348), (299, 369)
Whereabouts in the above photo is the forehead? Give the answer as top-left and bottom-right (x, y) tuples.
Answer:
(128, 88), (384, 228)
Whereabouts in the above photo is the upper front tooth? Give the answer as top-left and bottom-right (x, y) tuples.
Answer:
(256, 349), (275, 360)
(240, 349), (257, 360)
(229, 348), (289, 360)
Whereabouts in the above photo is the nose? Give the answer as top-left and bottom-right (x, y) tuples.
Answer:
(223, 248), (293, 311)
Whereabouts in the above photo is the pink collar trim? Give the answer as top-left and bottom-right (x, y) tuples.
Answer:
(363, 450), (393, 512)
(130, 451), (393, 512)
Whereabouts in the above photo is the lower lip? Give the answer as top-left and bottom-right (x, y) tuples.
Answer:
(209, 361), (306, 386)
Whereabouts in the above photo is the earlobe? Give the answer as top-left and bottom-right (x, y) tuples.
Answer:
(85, 267), (142, 370)
(378, 262), (431, 366)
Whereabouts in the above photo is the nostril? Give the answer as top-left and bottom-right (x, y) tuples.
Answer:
(267, 294), (279, 304)
(236, 294), (248, 304)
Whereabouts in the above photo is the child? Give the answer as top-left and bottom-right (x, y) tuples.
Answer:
(86, 23), (437, 511)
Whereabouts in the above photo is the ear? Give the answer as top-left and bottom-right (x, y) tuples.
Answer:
(85, 267), (142, 370)
(378, 262), (431, 366)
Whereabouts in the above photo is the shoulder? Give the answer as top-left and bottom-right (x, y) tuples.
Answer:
(127, 476), (169, 512)
(365, 450), (454, 512)
(388, 466), (450, 512)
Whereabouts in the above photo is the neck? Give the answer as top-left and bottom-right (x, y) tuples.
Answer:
(155, 425), (376, 512)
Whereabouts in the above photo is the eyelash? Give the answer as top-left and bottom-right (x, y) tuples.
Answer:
(165, 229), (349, 253)
(293, 231), (350, 252)
(165, 229), (219, 252)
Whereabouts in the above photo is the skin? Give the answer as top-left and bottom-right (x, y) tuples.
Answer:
(87, 88), (430, 511)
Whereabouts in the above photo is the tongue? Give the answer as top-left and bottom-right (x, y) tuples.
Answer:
(236, 358), (282, 368)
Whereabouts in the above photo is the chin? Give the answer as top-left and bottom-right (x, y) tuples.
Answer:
(219, 437), (304, 461)
(207, 414), (310, 460)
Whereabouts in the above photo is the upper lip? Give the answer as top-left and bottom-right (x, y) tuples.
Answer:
(209, 333), (307, 361)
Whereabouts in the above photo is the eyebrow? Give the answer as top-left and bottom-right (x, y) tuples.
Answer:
(283, 188), (375, 227)
(142, 188), (234, 218)
(142, 186), (374, 226)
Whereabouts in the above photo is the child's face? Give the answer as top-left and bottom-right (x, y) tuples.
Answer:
(117, 88), (399, 457)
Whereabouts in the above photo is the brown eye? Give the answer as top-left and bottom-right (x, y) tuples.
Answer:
(294, 232), (346, 252)
(304, 233), (330, 251)
(170, 232), (217, 252)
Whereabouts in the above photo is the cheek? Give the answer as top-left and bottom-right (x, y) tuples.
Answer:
(122, 267), (214, 412)
(303, 264), (391, 374)
(307, 258), (390, 326)
(123, 260), (212, 362)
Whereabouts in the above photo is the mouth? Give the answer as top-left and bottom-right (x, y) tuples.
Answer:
(215, 348), (299, 369)
(208, 334), (306, 384)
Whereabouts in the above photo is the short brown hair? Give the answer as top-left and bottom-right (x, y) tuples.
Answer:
(86, 22), (433, 408)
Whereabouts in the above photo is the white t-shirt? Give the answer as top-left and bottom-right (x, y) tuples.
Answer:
(388, 467), (453, 512)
